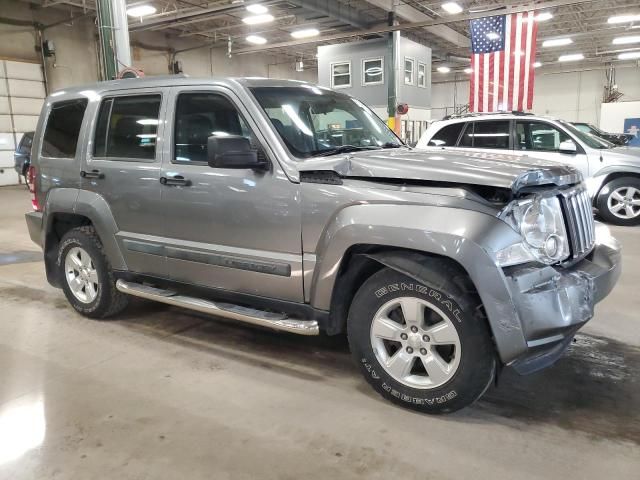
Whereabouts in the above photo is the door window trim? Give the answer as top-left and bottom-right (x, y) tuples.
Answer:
(514, 120), (586, 155)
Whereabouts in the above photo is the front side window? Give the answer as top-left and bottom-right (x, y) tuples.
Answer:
(428, 123), (465, 147)
(174, 92), (253, 164)
(331, 62), (351, 89)
(417, 62), (427, 88)
(404, 57), (415, 85)
(362, 57), (383, 86)
(250, 86), (402, 159)
(94, 95), (161, 160)
(516, 121), (573, 152)
(41, 99), (88, 158)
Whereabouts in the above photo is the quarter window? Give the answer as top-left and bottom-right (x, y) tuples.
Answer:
(467, 121), (510, 149)
(417, 62), (427, 88)
(362, 57), (383, 86)
(516, 121), (573, 152)
(404, 57), (415, 85)
(94, 95), (161, 160)
(41, 99), (88, 158)
(331, 62), (351, 89)
(428, 123), (465, 147)
(173, 92), (253, 164)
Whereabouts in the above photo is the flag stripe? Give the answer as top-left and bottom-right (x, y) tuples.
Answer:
(478, 53), (485, 112)
(502, 15), (511, 109)
(483, 54), (490, 112)
(527, 17), (538, 109)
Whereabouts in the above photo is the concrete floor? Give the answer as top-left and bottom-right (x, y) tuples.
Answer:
(0, 184), (638, 480)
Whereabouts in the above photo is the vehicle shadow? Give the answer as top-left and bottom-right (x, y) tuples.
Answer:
(117, 299), (640, 445)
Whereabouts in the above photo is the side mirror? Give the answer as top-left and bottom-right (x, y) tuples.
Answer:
(559, 140), (577, 154)
(207, 135), (267, 170)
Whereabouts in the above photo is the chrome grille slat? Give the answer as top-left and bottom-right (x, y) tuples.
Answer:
(561, 187), (595, 260)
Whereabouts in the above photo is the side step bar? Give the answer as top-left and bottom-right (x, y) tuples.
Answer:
(115, 280), (319, 336)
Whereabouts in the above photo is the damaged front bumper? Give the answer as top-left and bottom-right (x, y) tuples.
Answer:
(503, 223), (621, 375)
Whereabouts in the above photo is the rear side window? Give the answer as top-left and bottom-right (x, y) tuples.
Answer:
(428, 123), (464, 146)
(460, 121), (510, 149)
(41, 99), (88, 158)
(94, 95), (161, 160)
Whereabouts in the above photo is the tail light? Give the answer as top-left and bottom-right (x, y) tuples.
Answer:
(27, 165), (41, 212)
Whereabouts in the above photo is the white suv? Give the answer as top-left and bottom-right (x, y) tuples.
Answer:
(417, 113), (640, 226)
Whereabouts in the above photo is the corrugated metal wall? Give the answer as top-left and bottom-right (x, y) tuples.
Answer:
(0, 60), (45, 186)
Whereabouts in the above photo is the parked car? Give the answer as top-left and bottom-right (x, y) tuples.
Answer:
(417, 112), (640, 225)
(25, 78), (621, 413)
(571, 122), (634, 146)
(13, 131), (34, 186)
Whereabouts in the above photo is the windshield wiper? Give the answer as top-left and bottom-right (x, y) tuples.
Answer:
(312, 145), (380, 157)
(381, 142), (403, 149)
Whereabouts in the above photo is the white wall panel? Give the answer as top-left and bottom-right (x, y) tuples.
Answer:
(5, 61), (42, 81)
(0, 149), (14, 167)
(0, 115), (11, 131)
(0, 96), (9, 114)
(12, 115), (38, 132)
(10, 97), (43, 115)
(0, 133), (15, 151)
(0, 61), (6, 78)
(0, 81), (7, 96)
(0, 169), (20, 186)
(8, 79), (46, 99)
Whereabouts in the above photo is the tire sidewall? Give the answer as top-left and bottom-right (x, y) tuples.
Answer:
(597, 177), (640, 226)
(348, 269), (494, 413)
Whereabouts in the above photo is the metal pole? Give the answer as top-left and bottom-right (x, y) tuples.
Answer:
(111, 0), (132, 69)
(96, 0), (117, 79)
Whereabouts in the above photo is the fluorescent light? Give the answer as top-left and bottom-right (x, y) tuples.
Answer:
(558, 53), (584, 62)
(246, 35), (267, 45)
(542, 38), (573, 47)
(242, 14), (274, 24)
(437, 66), (451, 73)
(613, 36), (640, 45)
(290, 28), (320, 39)
(486, 32), (500, 40)
(126, 5), (156, 17)
(533, 61), (542, 68)
(442, 2), (463, 14)
(136, 119), (159, 125)
(535, 12), (553, 22)
(608, 14), (640, 24)
(246, 4), (268, 14)
(619, 51), (640, 60)
(463, 67), (473, 73)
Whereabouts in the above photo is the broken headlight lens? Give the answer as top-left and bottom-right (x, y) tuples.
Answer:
(497, 195), (570, 266)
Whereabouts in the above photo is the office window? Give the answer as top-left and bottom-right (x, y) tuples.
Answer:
(362, 57), (383, 86)
(94, 95), (161, 160)
(418, 62), (427, 88)
(331, 62), (351, 89)
(41, 99), (88, 158)
(404, 57), (415, 85)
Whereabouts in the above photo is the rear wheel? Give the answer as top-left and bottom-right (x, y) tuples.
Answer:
(597, 177), (640, 226)
(347, 264), (495, 414)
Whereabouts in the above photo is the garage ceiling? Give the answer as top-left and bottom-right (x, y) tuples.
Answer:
(34, 0), (640, 72)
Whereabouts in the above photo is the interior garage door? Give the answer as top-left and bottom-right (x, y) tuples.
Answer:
(0, 60), (46, 186)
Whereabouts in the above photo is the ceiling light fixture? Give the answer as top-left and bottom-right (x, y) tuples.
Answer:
(126, 4), (157, 17)
(613, 35), (640, 45)
(535, 12), (553, 22)
(618, 51), (640, 59)
(463, 67), (473, 73)
(542, 38), (573, 47)
(290, 28), (320, 38)
(437, 66), (451, 73)
(486, 32), (500, 40)
(441, 2), (463, 14)
(558, 53), (584, 62)
(242, 14), (274, 25)
(246, 4), (268, 14)
(246, 35), (267, 45)
(608, 14), (640, 24)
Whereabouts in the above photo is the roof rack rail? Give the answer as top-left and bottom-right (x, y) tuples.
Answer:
(441, 110), (534, 121)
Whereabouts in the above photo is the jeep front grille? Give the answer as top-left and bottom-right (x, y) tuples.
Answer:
(562, 187), (596, 259)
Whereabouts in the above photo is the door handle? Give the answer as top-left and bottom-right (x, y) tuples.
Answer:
(160, 175), (192, 187)
(80, 169), (104, 179)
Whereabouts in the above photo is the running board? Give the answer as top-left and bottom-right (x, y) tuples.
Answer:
(115, 280), (319, 336)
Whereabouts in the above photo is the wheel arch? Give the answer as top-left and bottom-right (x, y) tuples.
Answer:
(592, 168), (640, 203)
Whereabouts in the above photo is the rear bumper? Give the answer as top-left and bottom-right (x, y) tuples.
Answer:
(503, 224), (621, 374)
(25, 211), (44, 248)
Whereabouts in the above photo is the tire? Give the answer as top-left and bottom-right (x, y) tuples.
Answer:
(347, 263), (495, 414)
(596, 177), (640, 226)
(57, 226), (128, 319)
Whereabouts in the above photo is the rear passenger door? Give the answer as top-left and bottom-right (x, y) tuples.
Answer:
(80, 89), (168, 277)
(457, 120), (512, 155)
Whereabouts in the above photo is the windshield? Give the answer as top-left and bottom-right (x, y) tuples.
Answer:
(250, 86), (403, 158)
(559, 120), (615, 149)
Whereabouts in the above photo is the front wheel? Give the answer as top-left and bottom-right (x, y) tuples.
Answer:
(596, 177), (640, 226)
(347, 264), (495, 414)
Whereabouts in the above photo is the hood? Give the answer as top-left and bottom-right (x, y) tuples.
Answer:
(601, 146), (640, 164)
(298, 148), (581, 192)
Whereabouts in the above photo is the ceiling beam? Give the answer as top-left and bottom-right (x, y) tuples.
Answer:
(289, 0), (377, 29)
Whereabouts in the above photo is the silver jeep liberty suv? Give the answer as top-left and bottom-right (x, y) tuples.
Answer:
(25, 77), (621, 413)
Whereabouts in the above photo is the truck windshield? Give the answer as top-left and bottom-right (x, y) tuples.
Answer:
(250, 86), (403, 158)
(559, 120), (615, 150)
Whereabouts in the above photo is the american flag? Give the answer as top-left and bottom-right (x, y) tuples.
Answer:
(469, 12), (538, 112)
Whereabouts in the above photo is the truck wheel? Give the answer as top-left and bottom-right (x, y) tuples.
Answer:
(57, 226), (128, 319)
(347, 265), (495, 414)
(597, 177), (640, 226)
